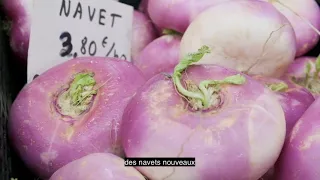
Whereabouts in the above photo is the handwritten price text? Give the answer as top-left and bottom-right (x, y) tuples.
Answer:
(59, 31), (127, 60)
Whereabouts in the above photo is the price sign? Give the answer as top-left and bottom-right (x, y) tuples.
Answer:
(27, 0), (133, 82)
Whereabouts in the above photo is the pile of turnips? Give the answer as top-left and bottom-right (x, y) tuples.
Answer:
(3, 0), (320, 179)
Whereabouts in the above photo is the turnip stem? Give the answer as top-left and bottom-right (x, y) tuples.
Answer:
(173, 75), (204, 101)
(56, 72), (98, 118)
(313, 55), (320, 80)
(69, 72), (97, 105)
(172, 46), (210, 106)
(267, 82), (288, 92)
(305, 62), (312, 86)
(162, 29), (182, 36)
(199, 75), (246, 108)
(172, 45), (246, 110)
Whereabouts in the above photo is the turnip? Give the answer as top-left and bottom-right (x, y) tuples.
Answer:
(121, 46), (286, 180)
(131, 11), (158, 62)
(2, 0), (32, 62)
(274, 97), (320, 180)
(253, 75), (315, 139)
(133, 34), (181, 80)
(281, 56), (320, 98)
(179, 0), (296, 78)
(9, 57), (146, 178)
(138, 0), (163, 36)
(138, 0), (149, 14)
(260, 0), (320, 57)
(49, 153), (145, 180)
(147, 0), (226, 33)
(253, 75), (314, 180)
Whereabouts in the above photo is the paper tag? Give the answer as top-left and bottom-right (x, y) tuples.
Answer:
(27, 0), (133, 82)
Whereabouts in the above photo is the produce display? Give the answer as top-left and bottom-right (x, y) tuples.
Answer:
(2, 0), (320, 179)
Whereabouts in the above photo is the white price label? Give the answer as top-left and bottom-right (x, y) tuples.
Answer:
(27, 0), (133, 82)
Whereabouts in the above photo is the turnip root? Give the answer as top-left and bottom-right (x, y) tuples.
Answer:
(253, 75), (315, 139)
(281, 56), (320, 98)
(131, 11), (158, 62)
(274, 97), (320, 180)
(121, 46), (286, 180)
(133, 34), (181, 80)
(49, 153), (145, 180)
(261, 0), (320, 57)
(2, 0), (32, 62)
(147, 0), (226, 33)
(9, 57), (146, 178)
(179, 0), (296, 78)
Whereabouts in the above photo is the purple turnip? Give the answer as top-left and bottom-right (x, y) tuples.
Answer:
(121, 46), (286, 180)
(2, 0), (32, 62)
(147, 0), (226, 33)
(148, 0), (320, 57)
(49, 153), (145, 180)
(9, 57), (146, 178)
(133, 34), (181, 80)
(274, 97), (320, 180)
(131, 11), (158, 62)
(138, 0), (149, 14)
(261, 0), (320, 57)
(179, 0), (296, 78)
(253, 75), (315, 139)
(281, 56), (320, 98)
(254, 75), (315, 180)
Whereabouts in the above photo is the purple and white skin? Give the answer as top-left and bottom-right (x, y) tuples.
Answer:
(274, 97), (320, 180)
(49, 153), (145, 180)
(2, 0), (32, 62)
(131, 10), (158, 62)
(148, 0), (320, 57)
(253, 75), (315, 180)
(179, 0), (297, 78)
(121, 46), (286, 180)
(147, 0), (226, 33)
(260, 0), (320, 57)
(133, 34), (181, 80)
(253, 75), (315, 139)
(9, 57), (146, 179)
